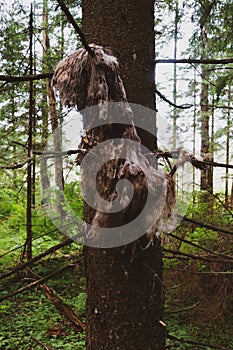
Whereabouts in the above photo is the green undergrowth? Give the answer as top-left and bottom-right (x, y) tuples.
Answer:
(165, 313), (233, 349)
(0, 189), (232, 349)
(0, 252), (86, 350)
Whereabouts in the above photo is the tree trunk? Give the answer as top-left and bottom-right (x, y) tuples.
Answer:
(42, 0), (65, 216)
(82, 1), (165, 349)
(200, 17), (213, 194)
(173, 0), (179, 149)
(225, 85), (231, 206)
(40, 0), (50, 203)
(200, 67), (213, 193)
(26, 5), (34, 262)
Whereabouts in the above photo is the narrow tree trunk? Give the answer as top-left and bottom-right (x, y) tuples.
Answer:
(42, 0), (65, 216)
(225, 85), (231, 206)
(173, 0), (179, 148)
(200, 20), (213, 194)
(40, 81), (50, 204)
(200, 66), (212, 192)
(230, 181), (233, 208)
(192, 67), (197, 202)
(26, 5), (34, 262)
(40, 0), (51, 207)
(82, 1), (165, 349)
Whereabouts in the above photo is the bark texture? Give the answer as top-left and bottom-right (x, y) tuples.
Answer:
(82, 1), (166, 349)
(200, 18), (213, 193)
(82, 0), (156, 148)
(200, 70), (213, 193)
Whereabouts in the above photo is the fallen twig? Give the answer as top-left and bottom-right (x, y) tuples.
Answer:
(31, 336), (55, 350)
(167, 333), (233, 349)
(43, 284), (85, 331)
(163, 248), (230, 263)
(165, 302), (199, 314)
(0, 260), (82, 302)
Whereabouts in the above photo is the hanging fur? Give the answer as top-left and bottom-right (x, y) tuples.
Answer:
(52, 44), (128, 118)
(53, 45), (176, 247)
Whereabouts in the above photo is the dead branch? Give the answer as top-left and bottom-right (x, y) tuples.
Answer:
(56, 0), (94, 56)
(206, 190), (233, 219)
(0, 261), (82, 302)
(162, 248), (230, 263)
(156, 94), (233, 110)
(198, 159), (233, 169)
(0, 73), (53, 82)
(202, 104), (233, 110)
(168, 232), (233, 260)
(34, 144), (233, 171)
(0, 158), (31, 170)
(30, 336), (55, 350)
(33, 149), (85, 158)
(165, 302), (199, 314)
(155, 88), (193, 109)
(181, 216), (233, 236)
(0, 58), (232, 83)
(43, 284), (85, 331)
(0, 238), (73, 281)
(0, 225), (72, 259)
(163, 255), (198, 261)
(153, 149), (233, 170)
(155, 58), (233, 65)
(165, 268), (233, 275)
(12, 141), (29, 150)
(167, 333), (232, 349)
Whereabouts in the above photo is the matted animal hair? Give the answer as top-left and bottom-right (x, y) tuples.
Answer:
(53, 45), (177, 247)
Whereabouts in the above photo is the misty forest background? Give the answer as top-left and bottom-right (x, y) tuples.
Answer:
(0, 0), (232, 349)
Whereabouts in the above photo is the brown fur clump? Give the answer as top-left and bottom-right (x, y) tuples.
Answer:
(52, 44), (127, 113)
(53, 45), (176, 246)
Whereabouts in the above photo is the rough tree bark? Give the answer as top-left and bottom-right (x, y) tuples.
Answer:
(82, 1), (166, 349)
(26, 5), (34, 262)
(200, 6), (213, 194)
(200, 65), (213, 193)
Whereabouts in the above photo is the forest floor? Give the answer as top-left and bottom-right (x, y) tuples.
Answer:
(0, 241), (232, 350)
(0, 192), (232, 350)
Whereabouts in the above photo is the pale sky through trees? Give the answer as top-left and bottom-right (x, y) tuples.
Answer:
(2, 1), (230, 191)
